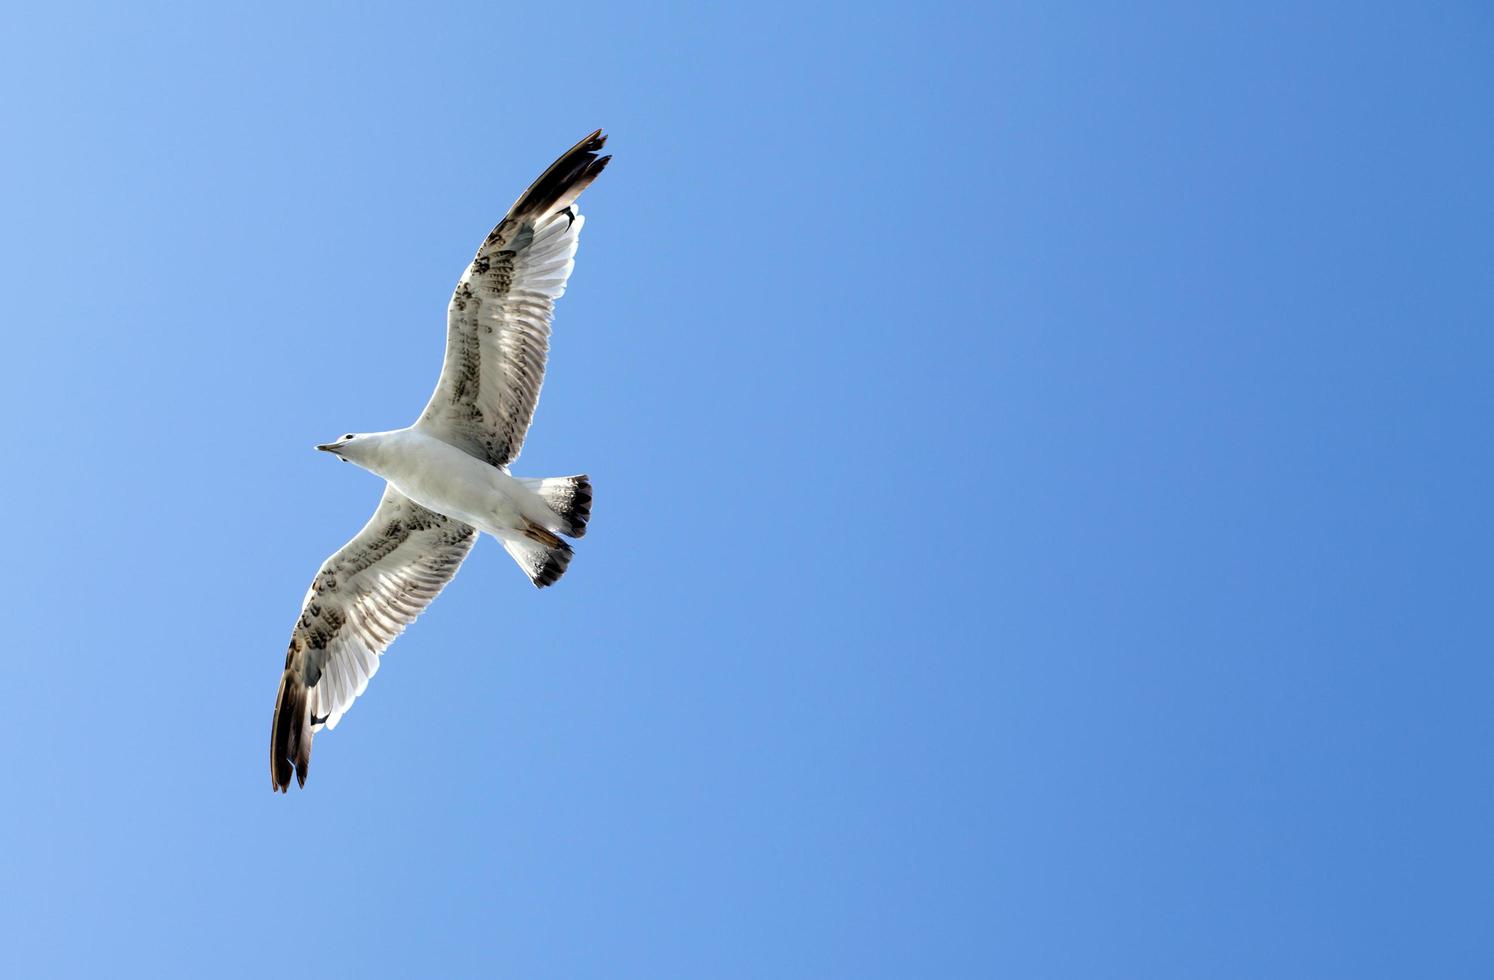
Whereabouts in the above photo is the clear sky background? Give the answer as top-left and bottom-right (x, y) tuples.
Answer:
(1, 2), (1490, 977)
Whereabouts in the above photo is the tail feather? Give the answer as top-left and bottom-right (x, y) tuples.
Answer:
(510, 130), (611, 223)
(270, 670), (311, 792)
(502, 521), (574, 588)
(518, 474), (592, 538)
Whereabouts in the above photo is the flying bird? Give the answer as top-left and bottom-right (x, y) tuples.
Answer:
(270, 131), (611, 792)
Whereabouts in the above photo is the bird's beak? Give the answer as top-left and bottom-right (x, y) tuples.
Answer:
(316, 443), (342, 455)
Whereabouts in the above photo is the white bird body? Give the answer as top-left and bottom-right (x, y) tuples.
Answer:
(333, 427), (558, 544)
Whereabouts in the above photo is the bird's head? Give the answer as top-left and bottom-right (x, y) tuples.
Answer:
(316, 433), (362, 463)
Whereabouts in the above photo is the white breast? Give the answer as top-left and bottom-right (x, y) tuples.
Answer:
(373, 429), (526, 533)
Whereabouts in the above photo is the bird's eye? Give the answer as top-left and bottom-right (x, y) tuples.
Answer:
(343, 434), (354, 440)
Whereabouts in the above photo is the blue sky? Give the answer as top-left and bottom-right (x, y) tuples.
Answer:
(1, 2), (1490, 977)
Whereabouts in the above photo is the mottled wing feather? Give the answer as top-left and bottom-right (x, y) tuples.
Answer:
(270, 486), (476, 791)
(417, 130), (609, 466)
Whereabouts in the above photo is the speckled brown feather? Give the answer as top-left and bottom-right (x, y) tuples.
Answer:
(270, 488), (477, 793)
(421, 130), (611, 467)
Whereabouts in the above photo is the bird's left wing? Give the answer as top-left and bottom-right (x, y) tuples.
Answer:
(416, 130), (610, 466)
(270, 486), (476, 792)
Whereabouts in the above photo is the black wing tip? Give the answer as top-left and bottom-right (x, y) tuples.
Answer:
(270, 670), (312, 793)
(511, 129), (613, 222)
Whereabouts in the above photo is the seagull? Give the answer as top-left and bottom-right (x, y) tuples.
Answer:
(270, 131), (611, 792)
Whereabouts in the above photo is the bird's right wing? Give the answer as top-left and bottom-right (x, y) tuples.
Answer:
(270, 486), (476, 792)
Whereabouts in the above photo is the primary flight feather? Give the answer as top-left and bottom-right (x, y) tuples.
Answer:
(270, 131), (610, 792)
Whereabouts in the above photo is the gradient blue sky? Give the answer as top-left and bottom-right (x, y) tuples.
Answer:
(1, 2), (1490, 977)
